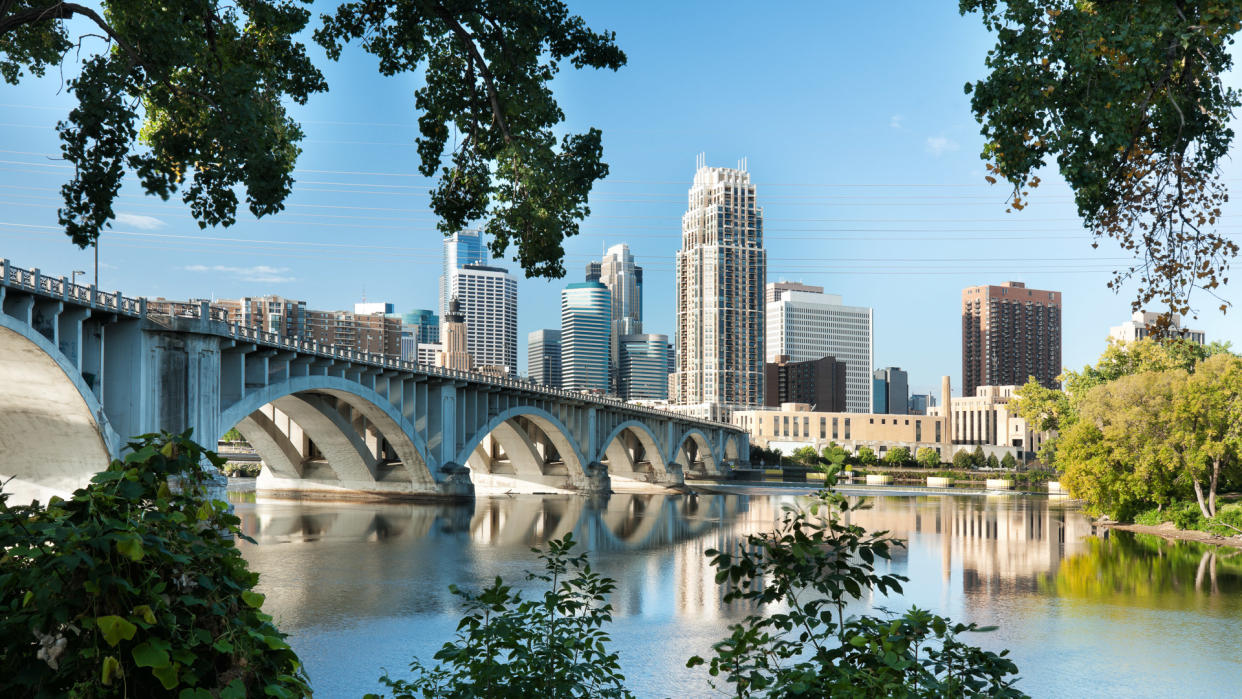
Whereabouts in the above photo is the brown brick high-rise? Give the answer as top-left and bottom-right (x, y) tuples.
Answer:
(961, 281), (1061, 397)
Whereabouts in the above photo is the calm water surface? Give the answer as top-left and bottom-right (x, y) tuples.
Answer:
(231, 486), (1242, 698)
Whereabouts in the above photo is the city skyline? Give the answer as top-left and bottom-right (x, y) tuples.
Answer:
(5, 3), (1242, 397)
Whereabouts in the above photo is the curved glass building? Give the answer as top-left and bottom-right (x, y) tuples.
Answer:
(561, 282), (611, 392)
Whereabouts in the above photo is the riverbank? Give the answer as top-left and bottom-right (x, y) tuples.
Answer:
(1099, 520), (1242, 549)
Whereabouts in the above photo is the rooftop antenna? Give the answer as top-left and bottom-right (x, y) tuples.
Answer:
(696, 152), (705, 170)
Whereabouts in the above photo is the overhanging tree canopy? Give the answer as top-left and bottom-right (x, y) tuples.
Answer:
(961, 0), (1242, 326)
(0, 0), (626, 279)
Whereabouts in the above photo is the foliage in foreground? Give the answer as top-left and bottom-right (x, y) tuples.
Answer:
(368, 533), (630, 699)
(687, 463), (1026, 697)
(0, 432), (305, 698)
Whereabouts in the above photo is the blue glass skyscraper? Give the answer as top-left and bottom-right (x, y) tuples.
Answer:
(440, 230), (489, 318)
(561, 281), (611, 392)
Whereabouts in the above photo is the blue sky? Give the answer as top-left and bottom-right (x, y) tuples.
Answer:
(3, 1), (1241, 397)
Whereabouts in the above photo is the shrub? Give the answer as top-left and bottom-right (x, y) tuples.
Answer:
(915, 447), (941, 469)
(1001, 452), (1018, 470)
(1133, 506), (1164, 526)
(222, 461), (262, 478)
(883, 446), (911, 466)
(855, 446), (878, 466)
(986, 453), (1000, 470)
(971, 445), (986, 468)
(0, 431), (306, 697)
(952, 449), (973, 470)
(687, 468), (1026, 697)
(1171, 502), (1205, 530)
(1205, 503), (1242, 535)
(370, 533), (630, 699)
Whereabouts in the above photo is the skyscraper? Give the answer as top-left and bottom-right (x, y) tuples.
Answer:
(872, 367), (909, 415)
(440, 229), (489, 318)
(589, 243), (644, 392)
(672, 158), (766, 409)
(561, 281), (611, 392)
(961, 281), (1062, 396)
(619, 333), (669, 400)
(451, 264), (517, 375)
(765, 282), (874, 413)
(528, 329), (562, 388)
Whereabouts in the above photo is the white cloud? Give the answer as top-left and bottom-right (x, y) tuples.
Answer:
(890, 114), (904, 129)
(114, 213), (165, 230)
(184, 264), (295, 283)
(925, 136), (960, 156)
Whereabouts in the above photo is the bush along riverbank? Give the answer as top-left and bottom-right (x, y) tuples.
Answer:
(1098, 497), (1242, 549)
(844, 466), (1059, 490)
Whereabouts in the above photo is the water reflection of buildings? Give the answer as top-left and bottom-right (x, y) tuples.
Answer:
(845, 495), (1094, 593)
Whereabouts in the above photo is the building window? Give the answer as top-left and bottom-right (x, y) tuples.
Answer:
(820, 417), (826, 439)
(936, 422), (942, 442)
(832, 418), (839, 440)
(783, 416), (789, 436)
(844, 418), (851, 440)
(793, 418), (799, 438)
(916, 420), (922, 442)
(804, 417), (810, 436)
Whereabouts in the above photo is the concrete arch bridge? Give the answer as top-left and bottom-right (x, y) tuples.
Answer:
(0, 259), (747, 503)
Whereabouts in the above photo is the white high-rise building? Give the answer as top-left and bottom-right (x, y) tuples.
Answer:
(1109, 310), (1206, 344)
(672, 158), (766, 411)
(766, 281), (874, 413)
(587, 243), (644, 392)
(451, 264), (517, 375)
(440, 229), (489, 318)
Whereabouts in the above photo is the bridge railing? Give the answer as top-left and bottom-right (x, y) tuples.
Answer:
(0, 257), (738, 432)
(1, 258), (143, 317)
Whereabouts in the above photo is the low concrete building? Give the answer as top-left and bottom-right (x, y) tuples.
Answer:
(927, 384), (1048, 461)
(732, 403), (949, 461)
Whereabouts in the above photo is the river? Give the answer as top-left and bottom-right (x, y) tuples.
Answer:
(231, 485), (1242, 698)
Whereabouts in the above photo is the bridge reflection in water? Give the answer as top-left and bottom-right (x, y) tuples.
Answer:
(231, 490), (1242, 698)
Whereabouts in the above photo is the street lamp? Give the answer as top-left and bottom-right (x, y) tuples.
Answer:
(71, 270), (86, 286)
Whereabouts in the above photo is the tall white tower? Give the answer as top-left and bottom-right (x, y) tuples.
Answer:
(672, 158), (766, 410)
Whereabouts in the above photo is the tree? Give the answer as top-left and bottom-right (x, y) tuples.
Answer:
(1170, 353), (1242, 519)
(971, 445), (986, 469)
(370, 534), (631, 699)
(883, 447), (911, 466)
(1001, 452), (1018, 470)
(986, 453), (1000, 470)
(0, 432), (307, 696)
(687, 479), (1025, 697)
(791, 445), (820, 465)
(953, 449), (973, 470)
(854, 445), (878, 466)
(915, 446), (940, 469)
(961, 0), (1242, 320)
(1, 1), (626, 279)
(1061, 370), (1186, 519)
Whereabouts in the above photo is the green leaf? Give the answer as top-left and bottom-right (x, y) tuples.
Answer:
(151, 662), (180, 690)
(96, 615), (137, 647)
(101, 655), (121, 686)
(241, 590), (265, 609)
(116, 535), (145, 561)
(132, 641), (171, 668)
(133, 605), (157, 625)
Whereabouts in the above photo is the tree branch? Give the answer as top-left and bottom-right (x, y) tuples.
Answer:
(0, 3), (143, 69)
(432, 5), (512, 144)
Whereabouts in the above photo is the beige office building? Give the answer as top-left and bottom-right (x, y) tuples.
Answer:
(733, 403), (948, 461)
(927, 384), (1047, 460)
(672, 158), (766, 412)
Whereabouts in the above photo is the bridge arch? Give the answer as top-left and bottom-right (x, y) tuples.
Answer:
(218, 376), (435, 488)
(0, 314), (119, 503)
(596, 420), (670, 483)
(668, 427), (720, 476)
(457, 406), (589, 491)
